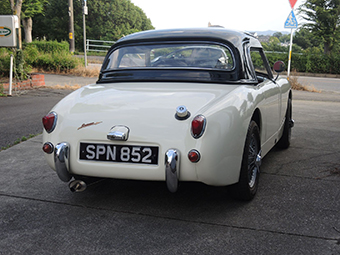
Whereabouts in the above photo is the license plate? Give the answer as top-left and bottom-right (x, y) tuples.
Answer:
(79, 143), (159, 165)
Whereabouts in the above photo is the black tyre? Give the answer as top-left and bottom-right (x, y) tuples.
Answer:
(276, 98), (293, 149)
(228, 121), (261, 201)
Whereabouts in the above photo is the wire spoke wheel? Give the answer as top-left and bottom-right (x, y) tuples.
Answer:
(228, 120), (261, 201)
(248, 133), (259, 189)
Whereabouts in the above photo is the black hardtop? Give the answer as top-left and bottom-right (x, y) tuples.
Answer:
(99, 28), (263, 84)
(114, 28), (262, 50)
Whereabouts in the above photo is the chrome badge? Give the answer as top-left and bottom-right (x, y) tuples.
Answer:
(77, 121), (102, 130)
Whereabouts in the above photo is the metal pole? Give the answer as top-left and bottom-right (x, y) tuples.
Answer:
(83, 1), (88, 67)
(287, 28), (293, 78)
(68, 0), (75, 53)
(9, 54), (13, 96)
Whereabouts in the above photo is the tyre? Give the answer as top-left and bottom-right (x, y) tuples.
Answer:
(276, 98), (293, 149)
(228, 121), (261, 201)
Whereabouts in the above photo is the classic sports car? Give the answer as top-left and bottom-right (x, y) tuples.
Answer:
(42, 28), (294, 200)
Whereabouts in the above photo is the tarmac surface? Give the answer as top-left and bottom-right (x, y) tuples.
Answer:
(0, 74), (340, 254)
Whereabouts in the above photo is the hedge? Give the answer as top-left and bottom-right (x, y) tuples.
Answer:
(23, 40), (69, 53)
(266, 52), (340, 75)
(23, 41), (80, 72)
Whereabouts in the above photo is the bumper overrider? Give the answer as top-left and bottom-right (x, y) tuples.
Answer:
(52, 142), (181, 193)
(54, 142), (72, 182)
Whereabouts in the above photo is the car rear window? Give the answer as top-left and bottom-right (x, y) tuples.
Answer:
(103, 44), (235, 71)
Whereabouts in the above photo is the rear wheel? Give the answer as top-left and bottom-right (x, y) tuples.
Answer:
(228, 121), (261, 201)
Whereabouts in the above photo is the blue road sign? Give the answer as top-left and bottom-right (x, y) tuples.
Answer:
(284, 10), (298, 29)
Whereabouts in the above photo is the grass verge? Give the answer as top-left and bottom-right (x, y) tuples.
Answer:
(0, 134), (40, 152)
(289, 71), (321, 93)
(31, 64), (100, 78)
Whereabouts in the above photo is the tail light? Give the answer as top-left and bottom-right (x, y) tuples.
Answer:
(188, 149), (201, 163)
(191, 115), (206, 139)
(42, 142), (54, 154)
(42, 112), (57, 133)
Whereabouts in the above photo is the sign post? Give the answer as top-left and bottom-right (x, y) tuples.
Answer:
(284, 10), (298, 78)
(68, 0), (75, 53)
(83, 0), (88, 67)
(0, 15), (19, 96)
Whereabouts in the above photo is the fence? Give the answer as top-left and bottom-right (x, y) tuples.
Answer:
(86, 39), (116, 53)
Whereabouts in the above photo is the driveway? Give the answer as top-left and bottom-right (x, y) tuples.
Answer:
(0, 85), (339, 254)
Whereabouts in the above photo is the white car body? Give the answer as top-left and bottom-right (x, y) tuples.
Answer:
(42, 28), (293, 200)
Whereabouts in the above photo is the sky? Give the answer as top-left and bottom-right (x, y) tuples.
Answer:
(130, 0), (304, 32)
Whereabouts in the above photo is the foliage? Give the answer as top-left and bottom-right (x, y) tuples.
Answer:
(0, 1), (12, 14)
(24, 40), (69, 53)
(261, 31), (340, 74)
(0, 84), (7, 97)
(298, 0), (340, 54)
(32, 0), (154, 50)
(0, 48), (30, 80)
(0, 41), (80, 76)
(21, 0), (48, 19)
(14, 49), (30, 80)
(0, 48), (11, 76)
(23, 41), (81, 72)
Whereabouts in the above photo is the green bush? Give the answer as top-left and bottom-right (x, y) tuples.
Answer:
(0, 49), (30, 80)
(0, 49), (11, 76)
(23, 40), (80, 72)
(24, 40), (69, 53)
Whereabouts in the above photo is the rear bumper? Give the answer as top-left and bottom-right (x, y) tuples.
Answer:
(53, 143), (181, 192)
(46, 138), (241, 188)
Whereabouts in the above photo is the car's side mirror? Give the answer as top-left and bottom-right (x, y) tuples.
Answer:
(273, 61), (285, 73)
(273, 61), (285, 81)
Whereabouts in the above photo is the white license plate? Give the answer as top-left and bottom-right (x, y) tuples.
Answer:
(79, 143), (159, 165)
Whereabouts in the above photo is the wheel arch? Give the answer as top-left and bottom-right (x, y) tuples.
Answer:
(251, 108), (262, 136)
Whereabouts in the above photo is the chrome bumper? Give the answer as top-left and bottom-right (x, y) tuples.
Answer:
(54, 142), (72, 182)
(165, 149), (180, 193)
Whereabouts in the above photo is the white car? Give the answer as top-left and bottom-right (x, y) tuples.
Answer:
(42, 28), (293, 200)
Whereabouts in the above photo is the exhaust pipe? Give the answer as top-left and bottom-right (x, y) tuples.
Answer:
(69, 180), (87, 192)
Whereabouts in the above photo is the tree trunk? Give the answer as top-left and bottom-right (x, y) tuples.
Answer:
(9, 0), (23, 49)
(324, 42), (331, 55)
(22, 17), (33, 43)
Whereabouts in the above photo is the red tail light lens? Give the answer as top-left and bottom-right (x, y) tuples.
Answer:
(191, 115), (206, 139)
(42, 112), (57, 133)
(42, 142), (54, 154)
(188, 149), (201, 163)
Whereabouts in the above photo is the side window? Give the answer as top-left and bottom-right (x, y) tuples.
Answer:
(250, 48), (273, 82)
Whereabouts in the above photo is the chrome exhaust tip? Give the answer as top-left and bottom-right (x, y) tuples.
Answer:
(69, 180), (87, 192)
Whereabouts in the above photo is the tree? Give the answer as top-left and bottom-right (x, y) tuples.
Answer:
(32, 0), (154, 50)
(0, 1), (12, 14)
(273, 32), (283, 39)
(294, 27), (321, 49)
(21, 0), (48, 43)
(9, 0), (23, 48)
(298, 0), (340, 54)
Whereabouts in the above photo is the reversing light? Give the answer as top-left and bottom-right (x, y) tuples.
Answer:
(188, 149), (201, 163)
(191, 115), (206, 139)
(42, 142), (54, 154)
(42, 112), (57, 133)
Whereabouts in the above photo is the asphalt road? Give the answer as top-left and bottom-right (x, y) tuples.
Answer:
(297, 76), (340, 93)
(0, 77), (340, 254)
(0, 89), (72, 149)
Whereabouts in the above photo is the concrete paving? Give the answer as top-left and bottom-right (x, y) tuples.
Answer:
(43, 73), (98, 87)
(0, 77), (340, 254)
